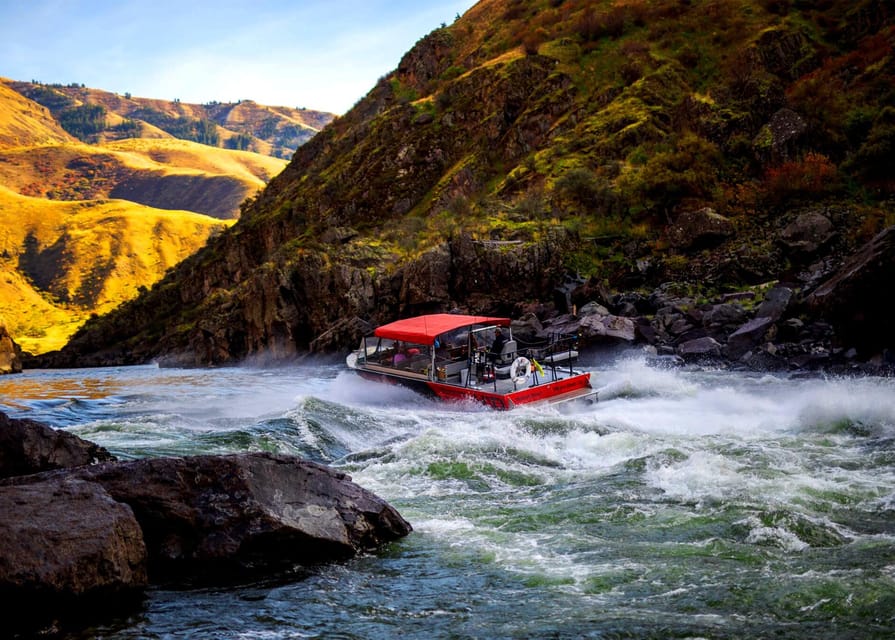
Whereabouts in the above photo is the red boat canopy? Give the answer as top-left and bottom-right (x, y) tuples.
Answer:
(373, 314), (509, 345)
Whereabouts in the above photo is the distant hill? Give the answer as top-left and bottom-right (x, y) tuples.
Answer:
(0, 77), (334, 354)
(0, 185), (230, 354)
(0, 137), (286, 219)
(32, 0), (895, 367)
(4, 80), (334, 159)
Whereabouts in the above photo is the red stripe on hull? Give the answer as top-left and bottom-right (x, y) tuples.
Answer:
(427, 373), (592, 410)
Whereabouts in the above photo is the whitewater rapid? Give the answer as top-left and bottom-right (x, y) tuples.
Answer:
(2, 356), (893, 638)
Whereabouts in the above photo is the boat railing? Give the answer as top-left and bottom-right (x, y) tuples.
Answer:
(520, 333), (579, 380)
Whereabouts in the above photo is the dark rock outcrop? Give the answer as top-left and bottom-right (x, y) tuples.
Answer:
(805, 225), (895, 356)
(1, 448), (413, 633)
(0, 412), (115, 479)
(13, 453), (413, 581)
(0, 316), (23, 375)
(0, 414), (412, 633)
(0, 477), (147, 634)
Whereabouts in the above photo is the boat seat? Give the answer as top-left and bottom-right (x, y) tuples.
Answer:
(541, 350), (578, 365)
(442, 360), (467, 377)
(494, 339), (517, 365)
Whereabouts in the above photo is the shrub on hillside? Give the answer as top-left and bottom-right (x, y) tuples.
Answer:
(763, 152), (840, 204)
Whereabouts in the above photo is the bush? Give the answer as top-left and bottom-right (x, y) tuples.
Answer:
(763, 152), (839, 202)
(619, 133), (722, 218)
(554, 168), (603, 210)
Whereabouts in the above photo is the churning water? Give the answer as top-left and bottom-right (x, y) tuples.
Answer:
(2, 356), (894, 639)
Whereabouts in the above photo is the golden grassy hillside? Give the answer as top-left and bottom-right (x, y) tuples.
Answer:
(0, 81), (74, 148)
(0, 185), (231, 354)
(0, 138), (286, 218)
(0, 81), (296, 355)
(106, 138), (286, 185)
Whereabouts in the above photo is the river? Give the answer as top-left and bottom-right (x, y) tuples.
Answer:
(2, 356), (894, 639)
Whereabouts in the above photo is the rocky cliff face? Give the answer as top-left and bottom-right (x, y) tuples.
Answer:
(36, 0), (895, 369)
(0, 316), (22, 374)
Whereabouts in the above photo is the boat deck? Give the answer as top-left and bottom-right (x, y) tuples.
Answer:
(438, 364), (581, 395)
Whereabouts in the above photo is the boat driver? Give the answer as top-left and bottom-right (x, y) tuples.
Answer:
(490, 328), (508, 362)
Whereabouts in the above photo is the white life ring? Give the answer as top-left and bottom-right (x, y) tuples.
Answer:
(510, 356), (532, 385)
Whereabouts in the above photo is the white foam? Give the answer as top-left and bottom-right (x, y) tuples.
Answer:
(792, 377), (895, 436)
(645, 450), (746, 503)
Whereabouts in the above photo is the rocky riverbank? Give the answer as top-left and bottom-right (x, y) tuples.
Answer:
(507, 223), (895, 376)
(0, 413), (412, 637)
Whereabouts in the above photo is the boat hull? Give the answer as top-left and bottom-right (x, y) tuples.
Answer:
(427, 372), (592, 410)
(352, 363), (592, 410)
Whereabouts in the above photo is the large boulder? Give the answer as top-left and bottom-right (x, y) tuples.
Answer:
(0, 412), (115, 479)
(677, 336), (723, 359)
(805, 225), (895, 356)
(727, 316), (777, 360)
(579, 313), (637, 342)
(668, 207), (734, 251)
(544, 309), (637, 343)
(0, 442), (412, 633)
(50, 453), (412, 580)
(0, 477), (147, 634)
(756, 286), (793, 322)
(779, 211), (833, 256)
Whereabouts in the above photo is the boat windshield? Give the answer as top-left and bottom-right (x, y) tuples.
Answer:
(360, 336), (431, 372)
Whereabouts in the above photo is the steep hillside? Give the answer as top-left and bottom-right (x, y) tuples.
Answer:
(42, 0), (895, 368)
(0, 186), (230, 354)
(3, 80), (335, 159)
(0, 82), (74, 147)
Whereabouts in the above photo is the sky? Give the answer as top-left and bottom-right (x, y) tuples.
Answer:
(0, 0), (478, 114)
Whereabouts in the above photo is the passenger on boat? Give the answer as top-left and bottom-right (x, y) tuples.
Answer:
(489, 328), (508, 362)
